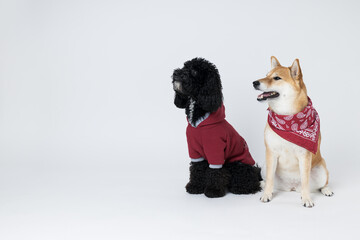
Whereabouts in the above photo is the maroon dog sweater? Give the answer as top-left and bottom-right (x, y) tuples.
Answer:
(186, 105), (255, 166)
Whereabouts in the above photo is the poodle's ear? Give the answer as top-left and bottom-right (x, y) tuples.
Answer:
(197, 75), (223, 112)
(174, 92), (188, 109)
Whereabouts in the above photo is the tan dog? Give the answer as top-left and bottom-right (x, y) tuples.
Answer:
(253, 57), (333, 207)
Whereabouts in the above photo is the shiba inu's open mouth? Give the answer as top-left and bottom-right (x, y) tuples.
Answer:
(257, 91), (279, 101)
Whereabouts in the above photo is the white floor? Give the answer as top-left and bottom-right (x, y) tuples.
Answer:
(1, 152), (358, 240)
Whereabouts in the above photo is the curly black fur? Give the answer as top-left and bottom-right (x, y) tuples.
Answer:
(172, 57), (262, 198)
(225, 162), (262, 194)
(185, 161), (209, 194)
(204, 168), (231, 198)
(172, 58), (223, 126)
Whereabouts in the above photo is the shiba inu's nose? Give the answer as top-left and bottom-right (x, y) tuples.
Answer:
(253, 81), (260, 88)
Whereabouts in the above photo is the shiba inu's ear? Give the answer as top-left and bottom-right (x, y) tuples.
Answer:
(290, 59), (302, 80)
(271, 56), (281, 69)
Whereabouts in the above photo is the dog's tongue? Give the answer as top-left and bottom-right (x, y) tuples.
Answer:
(257, 91), (279, 101)
(258, 92), (272, 98)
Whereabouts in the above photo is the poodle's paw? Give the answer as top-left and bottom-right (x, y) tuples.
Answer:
(320, 186), (334, 197)
(185, 182), (204, 194)
(228, 186), (247, 195)
(204, 187), (226, 198)
(228, 182), (262, 195)
(301, 197), (315, 208)
(260, 192), (272, 203)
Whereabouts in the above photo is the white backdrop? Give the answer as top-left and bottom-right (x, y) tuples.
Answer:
(1, 0), (360, 239)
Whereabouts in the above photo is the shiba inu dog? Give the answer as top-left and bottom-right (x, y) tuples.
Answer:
(253, 56), (333, 207)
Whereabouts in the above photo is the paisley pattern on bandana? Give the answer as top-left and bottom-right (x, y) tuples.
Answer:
(268, 97), (320, 154)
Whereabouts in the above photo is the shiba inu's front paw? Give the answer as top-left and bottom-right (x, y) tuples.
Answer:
(320, 186), (334, 197)
(260, 192), (272, 203)
(301, 197), (314, 208)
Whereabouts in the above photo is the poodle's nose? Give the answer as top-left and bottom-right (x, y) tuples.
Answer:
(253, 81), (260, 88)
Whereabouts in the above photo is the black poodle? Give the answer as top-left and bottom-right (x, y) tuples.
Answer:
(172, 58), (262, 198)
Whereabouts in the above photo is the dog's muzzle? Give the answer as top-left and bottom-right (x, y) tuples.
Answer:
(173, 81), (182, 92)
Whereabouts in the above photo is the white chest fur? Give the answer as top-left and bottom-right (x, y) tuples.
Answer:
(264, 123), (307, 190)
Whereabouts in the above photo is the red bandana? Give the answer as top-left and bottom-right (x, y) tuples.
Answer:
(267, 97), (320, 154)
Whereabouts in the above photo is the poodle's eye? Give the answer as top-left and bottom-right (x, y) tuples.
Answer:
(191, 69), (198, 77)
(273, 76), (281, 80)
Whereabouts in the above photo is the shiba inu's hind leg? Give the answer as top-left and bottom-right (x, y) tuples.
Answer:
(320, 159), (334, 196)
(321, 185), (334, 196)
(311, 161), (334, 196)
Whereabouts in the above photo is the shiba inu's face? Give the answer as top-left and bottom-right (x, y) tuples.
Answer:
(253, 56), (305, 102)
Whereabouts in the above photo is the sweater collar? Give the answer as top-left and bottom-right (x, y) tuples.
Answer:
(189, 112), (210, 128)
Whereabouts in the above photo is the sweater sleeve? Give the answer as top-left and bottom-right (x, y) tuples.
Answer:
(202, 130), (226, 165)
(187, 140), (202, 159)
(186, 127), (202, 159)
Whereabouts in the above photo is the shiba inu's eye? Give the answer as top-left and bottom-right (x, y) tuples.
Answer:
(273, 76), (281, 80)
